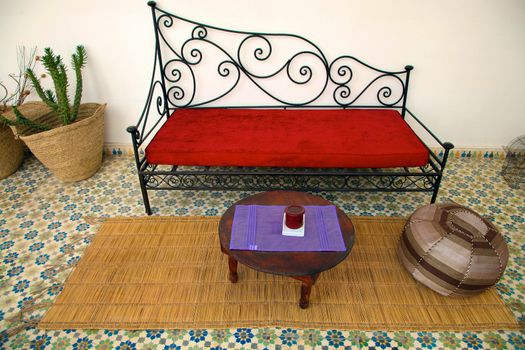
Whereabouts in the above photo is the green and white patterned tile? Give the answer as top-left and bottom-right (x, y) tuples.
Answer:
(0, 155), (524, 349)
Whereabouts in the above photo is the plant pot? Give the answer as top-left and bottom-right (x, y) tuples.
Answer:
(13, 102), (106, 182)
(0, 123), (24, 179)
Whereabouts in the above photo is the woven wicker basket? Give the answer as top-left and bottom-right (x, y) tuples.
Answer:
(0, 123), (24, 179)
(11, 102), (106, 182)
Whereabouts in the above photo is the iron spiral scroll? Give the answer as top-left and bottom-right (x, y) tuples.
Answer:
(152, 7), (409, 109)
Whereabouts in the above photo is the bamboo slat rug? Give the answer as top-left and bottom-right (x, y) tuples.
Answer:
(39, 216), (520, 331)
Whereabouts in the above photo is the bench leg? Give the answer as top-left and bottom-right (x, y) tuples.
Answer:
(139, 174), (152, 215)
(432, 142), (454, 203)
(127, 126), (152, 215)
(431, 174), (443, 204)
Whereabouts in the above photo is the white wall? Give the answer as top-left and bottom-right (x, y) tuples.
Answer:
(1, 0), (524, 148)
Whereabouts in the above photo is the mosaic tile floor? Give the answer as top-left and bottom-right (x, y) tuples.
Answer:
(0, 155), (524, 349)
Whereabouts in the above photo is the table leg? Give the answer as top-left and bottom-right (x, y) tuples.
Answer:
(228, 256), (238, 283)
(293, 273), (320, 309)
(220, 245), (238, 283)
(299, 281), (313, 309)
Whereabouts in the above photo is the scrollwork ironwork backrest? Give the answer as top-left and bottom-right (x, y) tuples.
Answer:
(136, 3), (413, 146)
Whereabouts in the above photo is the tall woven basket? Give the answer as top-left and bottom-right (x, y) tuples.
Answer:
(0, 123), (24, 179)
(12, 102), (106, 182)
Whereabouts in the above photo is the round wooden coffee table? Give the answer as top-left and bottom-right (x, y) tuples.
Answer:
(218, 190), (355, 308)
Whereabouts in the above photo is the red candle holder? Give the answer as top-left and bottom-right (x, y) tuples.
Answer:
(285, 205), (305, 229)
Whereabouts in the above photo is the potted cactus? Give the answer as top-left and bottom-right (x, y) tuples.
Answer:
(0, 46), (106, 182)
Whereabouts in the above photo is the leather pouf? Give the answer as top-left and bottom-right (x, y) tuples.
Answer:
(398, 203), (508, 296)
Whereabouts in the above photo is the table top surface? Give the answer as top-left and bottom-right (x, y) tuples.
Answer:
(218, 191), (355, 276)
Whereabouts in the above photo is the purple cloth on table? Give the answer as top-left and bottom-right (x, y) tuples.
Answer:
(230, 205), (346, 252)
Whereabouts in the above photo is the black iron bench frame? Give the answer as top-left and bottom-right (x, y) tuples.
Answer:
(127, 1), (454, 215)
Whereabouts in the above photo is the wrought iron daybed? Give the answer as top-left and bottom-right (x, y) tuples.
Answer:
(128, 1), (454, 215)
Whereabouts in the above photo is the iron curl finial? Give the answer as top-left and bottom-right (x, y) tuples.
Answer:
(168, 86), (185, 101)
(238, 35), (272, 62)
(164, 60), (187, 82)
(156, 95), (164, 115)
(158, 14), (173, 28)
(377, 86), (393, 102)
(285, 52), (321, 85)
(192, 26), (208, 39)
(218, 60), (238, 78)
(333, 85), (352, 105)
(329, 57), (354, 85)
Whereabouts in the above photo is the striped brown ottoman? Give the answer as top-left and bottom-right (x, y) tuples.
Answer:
(398, 203), (508, 296)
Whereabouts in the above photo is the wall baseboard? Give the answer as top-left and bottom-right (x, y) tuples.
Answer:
(435, 147), (507, 160)
(104, 143), (509, 161)
(104, 143), (137, 157)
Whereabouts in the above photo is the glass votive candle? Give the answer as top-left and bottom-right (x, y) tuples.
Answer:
(285, 205), (305, 229)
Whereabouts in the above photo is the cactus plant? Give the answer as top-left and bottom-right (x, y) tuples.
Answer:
(0, 45), (87, 131)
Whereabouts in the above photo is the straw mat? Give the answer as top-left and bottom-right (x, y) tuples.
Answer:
(39, 216), (520, 330)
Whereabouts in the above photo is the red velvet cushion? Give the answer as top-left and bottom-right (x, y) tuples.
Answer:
(145, 108), (429, 168)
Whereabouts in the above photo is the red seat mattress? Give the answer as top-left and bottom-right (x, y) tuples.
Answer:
(145, 108), (429, 168)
